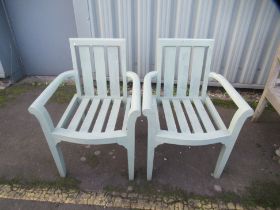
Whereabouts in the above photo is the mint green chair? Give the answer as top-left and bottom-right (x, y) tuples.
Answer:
(143, 39), (253, 180)
(29, 38), (141, 180)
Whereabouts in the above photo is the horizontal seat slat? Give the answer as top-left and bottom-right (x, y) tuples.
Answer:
(162, 99), (177, 132)
(106, 99), (121, 131)
(122, 98), (131, 131)
(80, 98), (100, 132)
(68, 98), (90, 131)
(193, 99), (215, 132)
(57, 94), (79, 128)
(93, 98), (111, 132)
(172, 99), (190, 133)
(182, 99), (203, 133)
(205, 97), (227, 130)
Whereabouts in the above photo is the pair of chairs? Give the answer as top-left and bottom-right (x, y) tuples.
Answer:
(29, 38), (253, 180)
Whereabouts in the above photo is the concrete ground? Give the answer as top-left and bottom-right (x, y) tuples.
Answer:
(0, 85), (280, 207)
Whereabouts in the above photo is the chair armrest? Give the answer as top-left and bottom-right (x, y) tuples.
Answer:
(28, 70), (76, 131)
(142, 71), (157, 115)
(126, 71), (141, 117)
(209, 72), (254, 135)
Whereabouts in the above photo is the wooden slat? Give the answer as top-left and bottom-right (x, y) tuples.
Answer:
(189, 47), (205, 97)
(162, 99), (177, 132)
(205, 97), (227, 130)
(107, 47), (120, 97)
(106, 99), (121, 131)
(172, 99), (190, 133)
(68, 98), (90, 131)
(122, 98), (131, 131)
(163, 47), (176, 97)
(57, 95), (79, 128)
(93, 47), (107, 96)
(93, 98), (111, 132)
(182, 99), (203, 133)
(193, 98), (215, 132)
(176, 47), (191, 96)
(79, 47), (94, 95)
(79, 98), (100, 132)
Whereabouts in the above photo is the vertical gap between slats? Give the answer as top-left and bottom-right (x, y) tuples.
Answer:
(180, 99), (194, 133)
(76, 99), (92, 131)
(80, 98), (101, 132)
(190, 99), (206, 133)
(170, 100), (181, 132)
(101, 100), (113, 132)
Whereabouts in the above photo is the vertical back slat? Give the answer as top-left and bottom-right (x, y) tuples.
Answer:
(69, 42), (82, 96)
(189, 47), (205, 97)
(79, 47), (95, 95)
(107, 47), (120, 97)
(119, 40), (127, 97)
(93, 46), (107, 96)
(163, 47), (177, 96)
(156, 43), (163, 97)
(176, 47), (191, 97)
(201, 45), (214, 98)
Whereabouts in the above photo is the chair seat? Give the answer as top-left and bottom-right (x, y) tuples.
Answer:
(56, 95), (131, 134)
(153, 96), (227, 135)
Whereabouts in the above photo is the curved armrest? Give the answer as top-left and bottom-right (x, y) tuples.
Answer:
(28, 70), (76, 131)
(209, 72), (253, 135)
(126, 71), (141, 118)
(142, 71), (157, 115)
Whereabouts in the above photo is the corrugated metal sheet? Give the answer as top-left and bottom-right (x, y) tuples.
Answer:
(73, 0), (280, 88)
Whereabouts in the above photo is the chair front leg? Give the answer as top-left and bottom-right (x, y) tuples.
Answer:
(126, 133), (135, 181)
(146, 113), (157, 181)
(45, 136), (66, 177)
(30, 106), (66, 177)
(126, 112), (139, 180)
(212, 142), (234, 178)
(147, 132), (155, 181)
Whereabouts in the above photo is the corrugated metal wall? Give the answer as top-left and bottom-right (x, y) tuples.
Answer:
(73, 0), (280, 88)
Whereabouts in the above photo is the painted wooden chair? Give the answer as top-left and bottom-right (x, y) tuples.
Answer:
(28, 38), (141, 180)
(252, 45), (280, 121)
(143, 39), (253, 180)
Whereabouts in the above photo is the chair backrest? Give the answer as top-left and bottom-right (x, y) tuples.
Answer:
(69, 38), (127, 98)
(155, 39), (214, 98)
